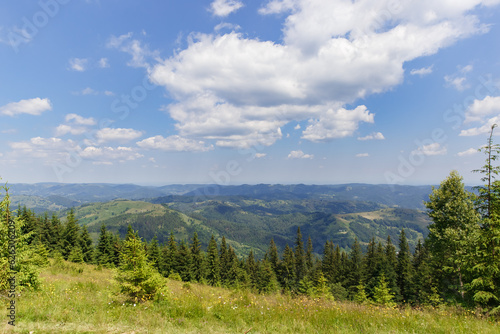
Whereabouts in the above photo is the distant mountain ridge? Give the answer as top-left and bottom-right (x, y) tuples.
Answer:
(6, 182), (442, 212)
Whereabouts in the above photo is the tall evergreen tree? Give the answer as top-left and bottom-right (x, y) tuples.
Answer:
(382, 235), (399, 298)
(147, 235), (161, 271)
(425, 170), (479, 301)
(176, 240), (192, 282)
(96, 224), (112, 265)
(267, 238), (280, 276)
(397, 229), (415, 303)
(79, 225), (93, 263)
(347, 238), (364, 297)
(61, 209), (79, 260)
(294, 227), (307, 283)
(305, 236), (314, 273)
(190, 232), (205, 282)
(278, 244), (295, 291)
(206, 235), (220, 286)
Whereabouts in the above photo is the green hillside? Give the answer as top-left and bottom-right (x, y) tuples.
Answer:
(70, 197), (431, 257)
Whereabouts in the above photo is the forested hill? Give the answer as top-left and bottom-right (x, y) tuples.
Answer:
(7, 182), (441, 212)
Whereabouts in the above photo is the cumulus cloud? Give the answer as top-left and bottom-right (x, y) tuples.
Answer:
(287, 150), (314, 159)
(460, 96), (500, 136)
(95, 128), (143, 144)
(80, 146), (143, 163)
(457, 148), (478, 156)
(136, 135), (213, 152)
(210, 0), (244, 17)
(356, 153), (370, 157)
(9, 137), (80, 161)
(358, 132), (385, 141)
(463, 95), (500, 123)
(444, 64), (474, 91)
(412, 142), (447, 156)
(410, 65), (433, 76)
(302, 106), (374, 142)
(0, 98), (52, 116)
(255, 153), (267, 158)
(148, 0), (497, 149)
(68, 58), (88, 72)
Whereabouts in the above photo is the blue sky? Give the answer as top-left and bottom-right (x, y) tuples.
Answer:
(1, 0), (500, 186)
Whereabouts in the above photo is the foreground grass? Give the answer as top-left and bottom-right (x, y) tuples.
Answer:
(2, 261), (499, 333)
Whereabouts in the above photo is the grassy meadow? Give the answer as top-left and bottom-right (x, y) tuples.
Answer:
(2, 260), (499, 334)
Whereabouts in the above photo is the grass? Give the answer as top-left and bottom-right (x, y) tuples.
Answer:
(2, 260), (499, 333)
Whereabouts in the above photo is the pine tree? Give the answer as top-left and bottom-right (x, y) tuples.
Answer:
(61, 209), (80, 260)
(147, 235), (161, 271)
(115, 232), (165, 302)
(0, 184), (41, 292)
(347, 238), (364, 297)
(425, 170), (479, 301)
(176, 240), (192, 282)
(373, 274), (396, 307)
(257, 259), (280, 293)
(278, 244), (295, 291)
(397, 229), (415, 303)
(79, 225), (93, 263)
(267, 238), (280, 276)
(96, 224), (112, 265)
(50, 214), (63, 254)
(382, 235), (400, 298)
(190, 232), (205, 282)
(413, 240), (440, 305)
(305, 236), (314, 272)
(294, 227), (307, 283)
(246, 250), (258, 289)
(219, 236), (230, 285)
(206, 235), (220, 286)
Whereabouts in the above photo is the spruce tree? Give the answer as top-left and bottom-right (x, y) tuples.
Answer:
(206, 235), (220, 286)
(61, 209), (80, 260)
(294, 227), (307, 283)
(278, 244), (295, 291)
(383, 235), (400, 298)
(79, 225), (93, 263)
(347, 238), (363, 297)
(425, 170), (479, 301)
(267, 238), (280, 276)
(115, 232), (165, 302)
(147, 235), (161, 271)
(96, 224), (112, 265)
(397, 229), (415, 303)
(190, 232), (205, 282)
(176, 240), (192, 282)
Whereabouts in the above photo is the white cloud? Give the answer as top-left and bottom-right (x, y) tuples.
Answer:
(214, 22), (241, 32)
(55, 124), (88, 136)
(445, 75), (468, 91)
(287, 150), (314, 159)
(80, 146), (143, 163)
(358, 132), (385, 141)
(107, 33), (159, 69)
(410, 65), (433, 76)
(99, 58), (109, 68)
(65, 113), (96, 126)
(95, 128), (143, 144)
(0, 98), (52, 117)
(68, 58), (88, 72)
(255, 153), (267, 158)
(463, 96), (500, 123)
(412, 142), (447, 156)
(356, 153), (370, 157)
(294, 124), (301, 130)
(302, 106), (374, 142)
(136, 135), (213, 152)
(457, 148), (478, 156)
(210, 0), (244, 17)
(444, 64), (474, 91)
(150, 0), (497, 149)
(9, 137), (80, 161)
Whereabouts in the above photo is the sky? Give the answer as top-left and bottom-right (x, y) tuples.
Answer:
(1, 0), (500, 186)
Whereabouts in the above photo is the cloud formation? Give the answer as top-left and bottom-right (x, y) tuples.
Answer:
(287, 150), (314, 159)
(358, 132), (385, 141)
(149, 0), (496, 149)
(210, 0), (244, 17)
(0, 98), (52, 117)
(137, 135), (213, 152)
